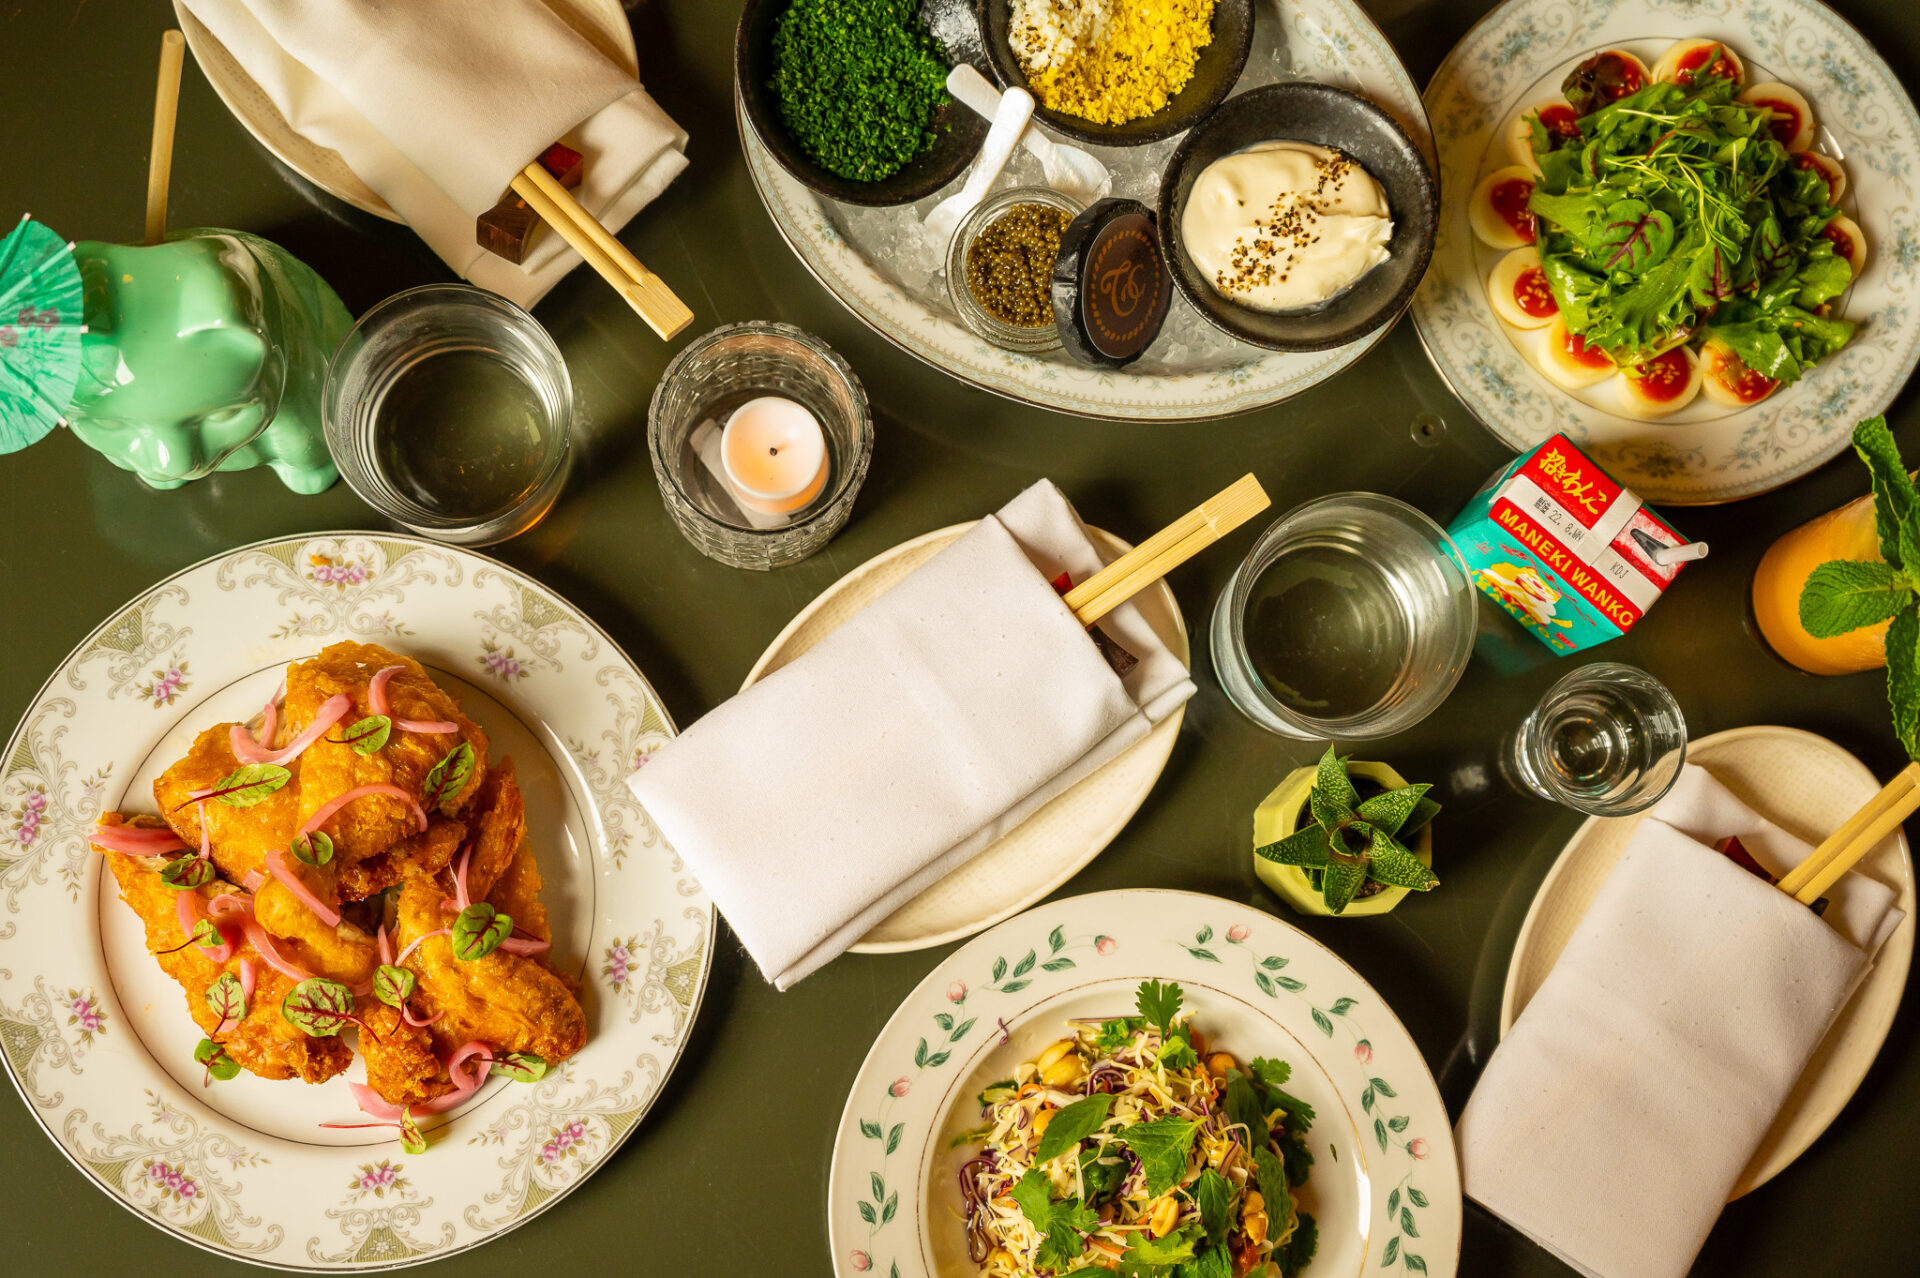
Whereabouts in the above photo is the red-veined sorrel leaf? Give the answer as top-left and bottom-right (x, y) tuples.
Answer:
(332, 715), (392, 756)
(194, 1037), (239, 1084)
(159, 855), (218, 891)
(399, 1107), (427, 1155)
(281, 977), (361, 1037)
(491, 1052), (548, 1083)
(372, 964), (417, 1009)
(1599, 201), (1674, 271)
(204, 763), (292, 809)
(291, 830), (335, 867)
(423, 741), (475, 811)
(452, 903), (511, 961)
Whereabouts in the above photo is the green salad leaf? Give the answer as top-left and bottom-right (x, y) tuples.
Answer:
(1117, 1116), (1203, 1196)
(1034, 1093), (1112, 1166)
(1010, 1169), (1098, 1271)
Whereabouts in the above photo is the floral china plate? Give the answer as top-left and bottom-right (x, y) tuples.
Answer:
(744, 524), (1186, 954)
(1502, 725), (1915, 1199)
(0, 533), (712, 1271)
(1411, 0), (1920, 504)
(827, 889), (1460, 1277)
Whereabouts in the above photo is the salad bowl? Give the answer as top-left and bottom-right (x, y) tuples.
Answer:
(1411, 0), (1920, 504)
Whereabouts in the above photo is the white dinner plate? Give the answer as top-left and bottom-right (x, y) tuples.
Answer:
(744, 524), (1187, 952)
(1501, 724), (1915, 1197)
(740, 0), (1433, 421)
(1411, 0), (1920, 504)
(829, 889), (1462, 1278)
(0, 532), (712, 1270)
(174, 0), (636, 221)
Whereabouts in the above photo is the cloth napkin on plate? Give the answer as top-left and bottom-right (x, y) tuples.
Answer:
(629, 480), (1195, 989)
(1456, 762), (1903, 1278)
(179, 0), (688, 308)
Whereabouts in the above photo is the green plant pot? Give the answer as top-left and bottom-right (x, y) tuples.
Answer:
(1252, 759), (1434, 917)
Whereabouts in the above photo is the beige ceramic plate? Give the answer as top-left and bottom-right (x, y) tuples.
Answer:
(743, 524), (1188, 953)
(173, 0), (636, 221)
(1501, 725), (1916, 1198)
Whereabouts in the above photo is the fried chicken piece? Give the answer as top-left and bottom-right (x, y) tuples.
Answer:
(153, 724), (299, 887)
(357, 1003), (454, 1108)
(96, 816), (350, 1085)
(336, 816), (466, 902)
(251, 880), (379, 988)
(287, 643), (489, 884)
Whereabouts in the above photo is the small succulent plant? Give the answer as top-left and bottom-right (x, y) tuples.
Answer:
(1254, 747), (1440, 914)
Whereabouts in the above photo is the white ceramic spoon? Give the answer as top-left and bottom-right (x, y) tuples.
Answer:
(922, 85), (1035, 245)
(945, 64), (1111, 205)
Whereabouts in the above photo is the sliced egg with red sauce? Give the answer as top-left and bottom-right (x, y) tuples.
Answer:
(1469, 165), (1538, 250)
(1573, 49), (1651, 104)
(1488, 248), (1559, 330)
(1538, 316), (1617, 389)
(1740, 82), (1816, 151)
(1620, 345), (1702, 417)
(1822, 213), (1869, 276)
(1651, 39), (1746, 89)
(1505, 100), (1583, 174)
(1790, 150), (1847, 205)
(1700, 338), (1782, 408)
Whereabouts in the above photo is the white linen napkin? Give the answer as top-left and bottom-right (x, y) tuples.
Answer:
(1456, 762), (1903, 1278)
(180, 0), (689, 308)
(629, 480), (1195, 989)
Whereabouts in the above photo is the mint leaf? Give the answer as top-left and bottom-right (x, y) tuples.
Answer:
(1851, 416), (1917, 566)
(1277, 1209), (1319, 1277)
(1254, 1146), (1293, 1248)
(1194, 1167), (1234, 1248)
(1123, 1222), (1198, 1266)
(1354, 784), (1432, 837)
(1010, 1169), (1097, 1271)
(1135, 979), (1183, 1038)
(1888, 607), (1920, 761)
(1034, 1093), (1112, 1166)
(1223, 1075), (1267, 1145)
(1177, 1241), (1233, 1278)
(1255, 825), (1331, 868)
(1117, 1117), (1203, 1196)
(1799, 559), (1910, 638)
(1077, 1146), (1126, 1202)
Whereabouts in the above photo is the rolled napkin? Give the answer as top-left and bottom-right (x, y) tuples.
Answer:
(1456, 762), (1903, 1278)
(630, 480), (1195, 989)
(180, 0), (688, 308)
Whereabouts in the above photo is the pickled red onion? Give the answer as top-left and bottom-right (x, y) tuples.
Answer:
(240, 917), (316, 983)
(174, 892), (235, 962)
(230, 692), (351, 766)
(300, 784), (428, 838)
(368, 666), (460, 735)
(230, 682), (286, 763)
(238, 958), (256, 1005)
(90, 823), (188, 856)
(402, 1004), (443, 1028)
(242, 869), (265, 892)
(453, 845), (473, 910)
(376, 924), (394, 966)
(265, 847), (341, 927)
(498, 935), (551, 956)
(347, 1040), (492, 1119)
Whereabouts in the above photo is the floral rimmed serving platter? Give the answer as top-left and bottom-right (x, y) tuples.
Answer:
(0, 532), (713, 1271)
(739, 0), (1433, 422)
(1411, 0), (1920, 505)
(828, 889), (1460, 1278)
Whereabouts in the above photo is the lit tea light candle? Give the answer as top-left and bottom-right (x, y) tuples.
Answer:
(720, 396), (828, 515)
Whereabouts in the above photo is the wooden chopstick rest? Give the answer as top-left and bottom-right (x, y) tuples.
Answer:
(477, 143), (584, 263)
(508, 161), (693, 339)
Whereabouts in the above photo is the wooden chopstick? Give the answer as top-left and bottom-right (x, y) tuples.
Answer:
(1781, 761), (1920, 905)
(1066, 475), (1270, 626)
(144, 31), (186, 245)
(508, 162), (693, 340)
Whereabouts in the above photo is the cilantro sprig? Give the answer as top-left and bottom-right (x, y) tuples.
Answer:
(1010, 1168), (1099, 1271)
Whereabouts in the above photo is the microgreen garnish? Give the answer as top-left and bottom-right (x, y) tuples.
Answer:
(398, 1107), (427, 1155)
(490, 1052), (548, 1083)
(451, 902), (511, 961)
(423, 741), (475, 811)
(372, 964), (416, 1009)
(206, 971), (248, 1025)
(153, 918), (225, 956)
(291, 830), (335, 868)
(1009, 1168), (1099, 1271)
(193, 1037), (239, 1085)
(280, 977), (368, 1038)
(203, 763), (292, 809)
(332, 715), (392, 755)
(158, 855), (218, 891)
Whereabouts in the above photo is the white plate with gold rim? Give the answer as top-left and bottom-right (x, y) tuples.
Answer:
(174, 0), (636, 221)
(0, 532), (711, 1270)
(743, 523), (1187, 953)
(1501, 724), (1915, 1197)
(827, 889), (1461, 1278)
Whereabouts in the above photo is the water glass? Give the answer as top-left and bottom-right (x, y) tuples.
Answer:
(1210, 492), (1478, 740)
(324, 284), (573, 547)
(1502, 662), (1687, 816)
(648, 322), (872, 570)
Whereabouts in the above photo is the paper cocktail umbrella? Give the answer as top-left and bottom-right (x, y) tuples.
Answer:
(0, 214), (84, 454)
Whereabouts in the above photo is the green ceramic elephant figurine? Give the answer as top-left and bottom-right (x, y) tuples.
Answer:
(65, 230), (351, 494)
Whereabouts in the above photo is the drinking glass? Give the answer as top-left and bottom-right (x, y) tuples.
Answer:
(324, 284), (573, 547)
(1210, 492), (1478, 739)
(1502, 662), (1687, 816)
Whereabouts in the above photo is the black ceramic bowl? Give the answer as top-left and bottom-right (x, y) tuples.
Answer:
(736, 0), (988, 207)
(979, 0), (1254, 146)
(1158, 82), (1437, 352)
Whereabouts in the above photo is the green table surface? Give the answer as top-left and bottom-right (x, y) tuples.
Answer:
(4, 1), (1918, 1273)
